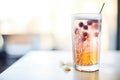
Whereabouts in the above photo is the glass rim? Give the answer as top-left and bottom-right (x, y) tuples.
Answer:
(73, 13), (101, 20)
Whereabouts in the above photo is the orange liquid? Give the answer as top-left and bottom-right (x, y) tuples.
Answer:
(74, 49), (98, 66)
(73, 19), (100, 66)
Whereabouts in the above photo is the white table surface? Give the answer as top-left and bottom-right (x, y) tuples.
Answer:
(0, 50), (120, 80)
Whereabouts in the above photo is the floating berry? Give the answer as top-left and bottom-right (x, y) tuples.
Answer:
(83, 32), (88, 37)
(82, 37), (86, 41)
(82, 32), (88, 41)
(94, 32), (99, 37)
(92, 20), (98, 23)
(75, 28), (79, 34)
(83, 25), (88, 30)
(87, 20), (92, 25)
(79, 22), (84, 27)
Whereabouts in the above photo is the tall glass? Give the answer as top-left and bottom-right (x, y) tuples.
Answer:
(72, 13), (101, 72)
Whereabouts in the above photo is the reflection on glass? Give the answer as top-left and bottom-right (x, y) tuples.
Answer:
(74, 70), (99, 80)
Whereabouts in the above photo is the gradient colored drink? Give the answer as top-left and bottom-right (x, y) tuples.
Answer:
(73, 13), (101, 72)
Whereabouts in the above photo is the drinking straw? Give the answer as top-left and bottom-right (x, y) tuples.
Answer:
(99, 3), (105, 14)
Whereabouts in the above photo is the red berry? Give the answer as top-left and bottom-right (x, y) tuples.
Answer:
(83, 32), (88, 37)
(75, 28), (79, 34)
(94, 32), (99, 37)
(82, 32), (88, 41)
(83, 25), (88, 30)
(92, 20), (98, 23)
(82, 37), (86, 41)
(79, 22), (84, 27)
(87, 20), (92, 25)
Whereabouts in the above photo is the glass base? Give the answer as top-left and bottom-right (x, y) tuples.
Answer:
(75, 64), (99, 72)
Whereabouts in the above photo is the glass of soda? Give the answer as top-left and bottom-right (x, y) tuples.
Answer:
(72, 13), (101, 72)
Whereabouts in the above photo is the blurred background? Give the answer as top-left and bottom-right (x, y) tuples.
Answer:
(0, 0), (118, 73)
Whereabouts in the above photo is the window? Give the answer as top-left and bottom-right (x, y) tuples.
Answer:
(0, 0), (118, 50)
